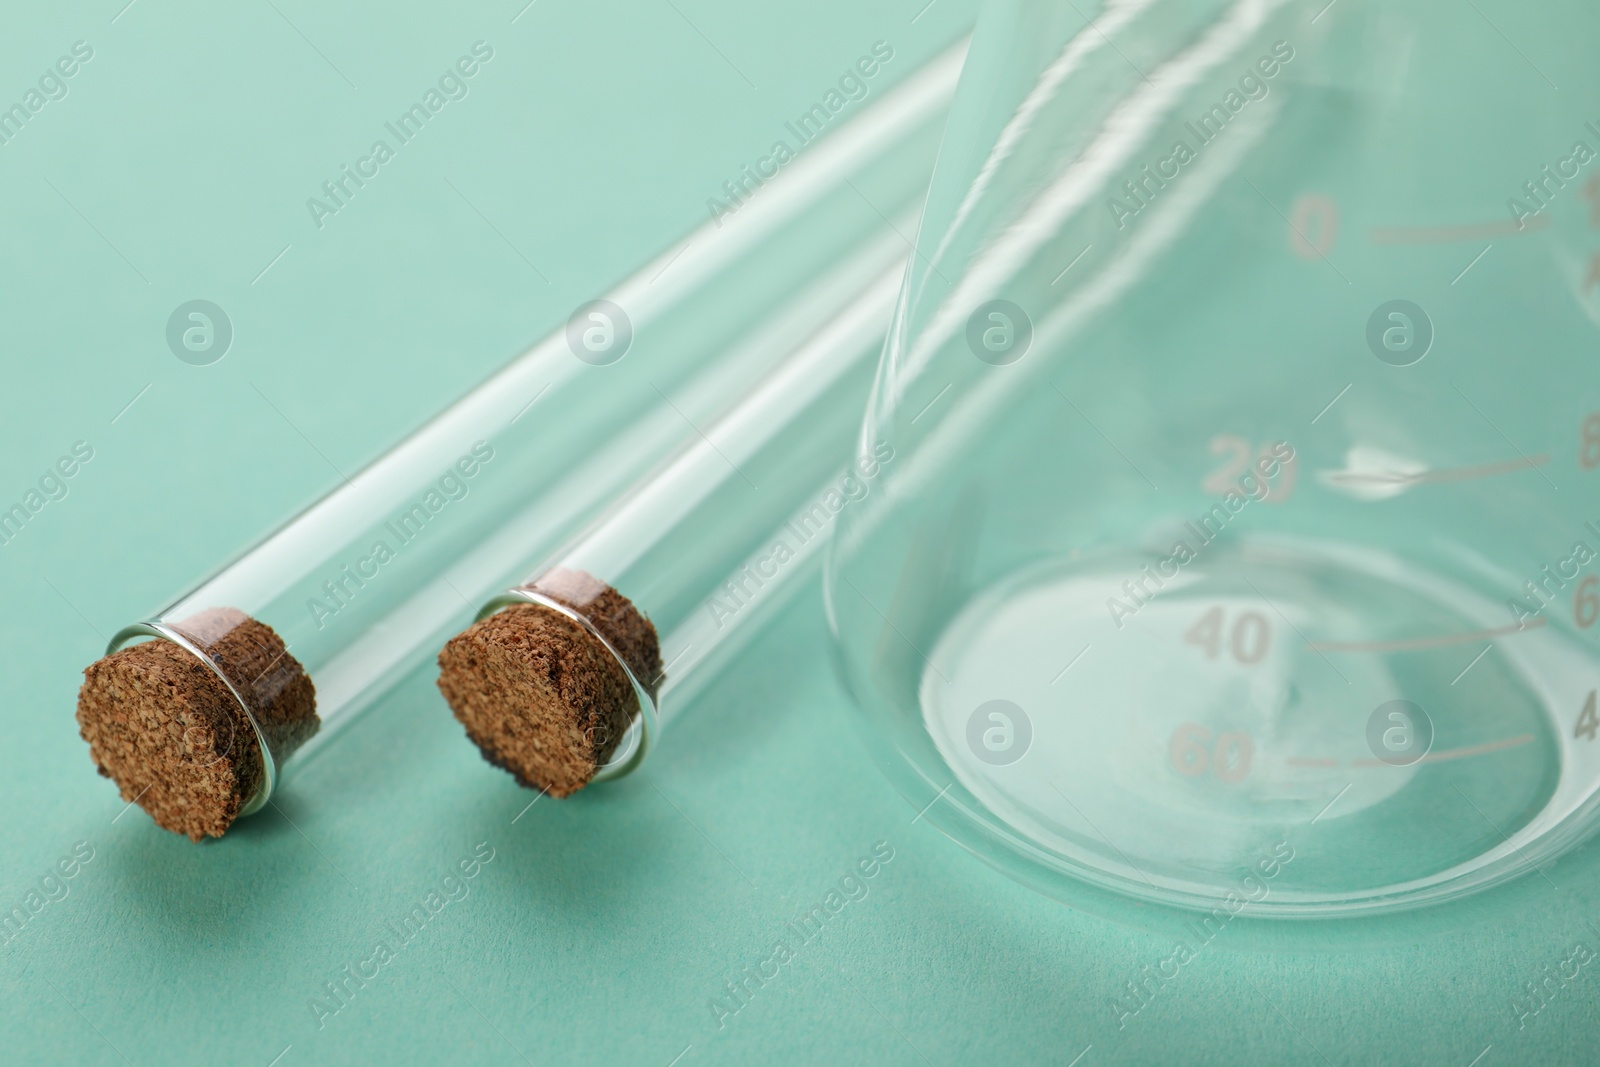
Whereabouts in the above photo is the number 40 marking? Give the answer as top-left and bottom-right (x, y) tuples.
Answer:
(1577, 691), (1599, 742)
(1185, 607), (1271, 664)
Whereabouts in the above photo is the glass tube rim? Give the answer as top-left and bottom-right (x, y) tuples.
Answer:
(106, 622), (278, 817)
(477, 589), (659, 783)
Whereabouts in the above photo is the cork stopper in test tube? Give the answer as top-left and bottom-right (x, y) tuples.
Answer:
(437, 256), (905, 797)
(78, 610), (316, 839)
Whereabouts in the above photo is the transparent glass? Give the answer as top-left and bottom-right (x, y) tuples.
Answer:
(828, 0), (1600, 916)
(478, 257), (904, 778)
(100, 44), (962, 820)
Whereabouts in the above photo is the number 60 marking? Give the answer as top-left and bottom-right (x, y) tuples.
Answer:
(1170, 723), (1253, 782)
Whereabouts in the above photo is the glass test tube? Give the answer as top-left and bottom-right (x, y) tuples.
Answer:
(74, 44), (963, 840)
(437, 258), (907, 796)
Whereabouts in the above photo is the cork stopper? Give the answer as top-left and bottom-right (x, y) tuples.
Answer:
(75, 609), (318, 841)
(436, 569), (661, 798)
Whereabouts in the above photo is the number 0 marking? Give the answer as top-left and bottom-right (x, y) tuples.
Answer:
(1581, 412), (1600, 470)
(1289, 194), (1339, 259)
(1230, 612), (1271, 664)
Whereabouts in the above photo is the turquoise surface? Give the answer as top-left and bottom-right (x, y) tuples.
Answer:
(1, 1), (1597, 1064)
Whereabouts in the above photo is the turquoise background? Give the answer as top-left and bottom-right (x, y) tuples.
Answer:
(1, 1), (1597, 1063)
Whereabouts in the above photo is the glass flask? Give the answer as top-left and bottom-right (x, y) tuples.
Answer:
(828, 0), (1600, 916)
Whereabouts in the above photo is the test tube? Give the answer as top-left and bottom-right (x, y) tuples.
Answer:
(436, 259), (905, 796)
(73, 44), (963, 841)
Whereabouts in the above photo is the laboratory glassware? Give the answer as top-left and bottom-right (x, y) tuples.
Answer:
(75, 43), (963, 838)
(442, 260), (904, 792)
(828, 0), (1600, 916)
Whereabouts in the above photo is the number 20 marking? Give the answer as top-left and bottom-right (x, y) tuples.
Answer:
(1204, 435), (1297, 503)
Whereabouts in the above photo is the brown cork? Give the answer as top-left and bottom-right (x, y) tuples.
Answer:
(436, 569), (661, 798)
(75, 609), (318, 841)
